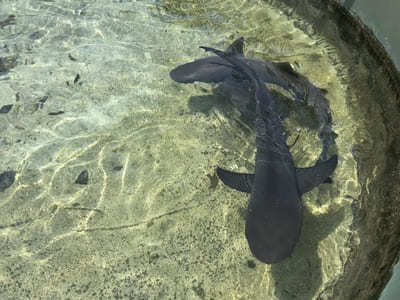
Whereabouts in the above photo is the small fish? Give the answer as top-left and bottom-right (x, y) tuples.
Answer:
(0, 15), (16, 29)
(74, 74), (80, 84)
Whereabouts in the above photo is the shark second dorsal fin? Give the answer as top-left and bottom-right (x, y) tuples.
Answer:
(226, 37), (245, 56)
(216, 167), (254, 193)
(273, 62), (299, 78)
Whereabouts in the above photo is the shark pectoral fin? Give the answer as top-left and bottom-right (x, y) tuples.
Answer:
(296, 154), (338, 195)
(216, 167), (254, 193)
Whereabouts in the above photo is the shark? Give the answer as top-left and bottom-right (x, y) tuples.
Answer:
(170, 37), (336, 160)
(170, 39), (338, 264)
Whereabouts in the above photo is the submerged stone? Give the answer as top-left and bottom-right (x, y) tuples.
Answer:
(0, 170), (16, 192)
(75, 170), (89, 185)
(0, 104), (12, 113)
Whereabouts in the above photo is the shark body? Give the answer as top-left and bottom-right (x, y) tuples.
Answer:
(170, 39), (338, 264)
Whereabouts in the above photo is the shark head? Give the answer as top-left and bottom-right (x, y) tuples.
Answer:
(169, 37), (245, 84)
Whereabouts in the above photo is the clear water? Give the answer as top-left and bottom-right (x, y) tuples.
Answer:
(0, 0), (383, 299)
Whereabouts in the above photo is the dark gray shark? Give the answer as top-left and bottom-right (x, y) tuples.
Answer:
(170, 37), (335, 160)
(197, 45), (338, 264)
(170, 40), (338, 264)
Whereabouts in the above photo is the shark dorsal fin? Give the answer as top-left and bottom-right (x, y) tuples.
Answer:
(226, 37), (245, 56)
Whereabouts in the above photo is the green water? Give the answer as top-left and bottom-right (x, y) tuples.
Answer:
(0, 0), (387, 299)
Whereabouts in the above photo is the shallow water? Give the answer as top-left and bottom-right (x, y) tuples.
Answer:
(0, 0), (384, 299)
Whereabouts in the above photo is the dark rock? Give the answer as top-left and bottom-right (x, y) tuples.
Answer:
(75, 170), (89, 185)
(247, 260), (256, 269)
(0, 170), (16, 192)
(0, 56), (17, 73)
(0, 104), (13, 113)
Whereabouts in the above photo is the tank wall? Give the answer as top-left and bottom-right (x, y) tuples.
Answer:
(342, 0), (400, 70)
(341, 1), (400, 299)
